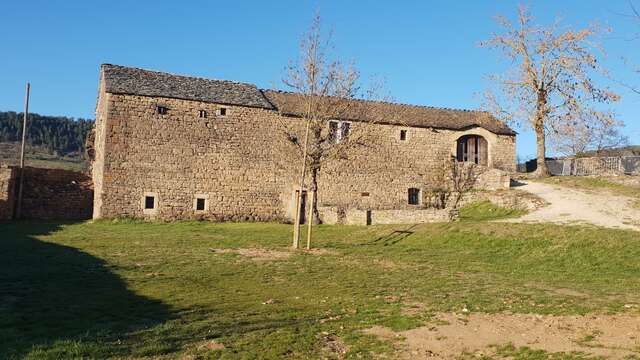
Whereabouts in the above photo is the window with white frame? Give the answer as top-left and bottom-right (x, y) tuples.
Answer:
(142, 192), (158, 214)
(328, 120), (351, 144)
(193, 194), (209, 212)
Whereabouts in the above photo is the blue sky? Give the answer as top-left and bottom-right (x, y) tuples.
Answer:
(1, 0), (638, 159)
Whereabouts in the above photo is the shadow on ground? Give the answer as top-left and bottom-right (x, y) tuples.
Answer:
(0, 222), (172, 358)
(363, 225), (418, 246)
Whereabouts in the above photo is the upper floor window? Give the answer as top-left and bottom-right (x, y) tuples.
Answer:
(217, 107), (227, 116)
(199, 110), (208, 118)
(328, 120), (351, 144)
(400, 129), (407, 141)
(157, 106), (168, 115)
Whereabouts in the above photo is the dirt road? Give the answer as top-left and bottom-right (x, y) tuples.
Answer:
(503, 181), (640, 231)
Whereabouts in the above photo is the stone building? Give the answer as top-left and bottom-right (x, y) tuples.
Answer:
(92, 64), (516, 224)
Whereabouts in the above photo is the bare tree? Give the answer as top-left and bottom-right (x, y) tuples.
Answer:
(426, 157), (483, 220)
(548, 111), (628, 156)
(278, 13), (386, 248)
(481, 5), (620, 176)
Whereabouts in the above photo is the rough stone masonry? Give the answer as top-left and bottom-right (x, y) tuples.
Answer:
(91, 64), (516, 223)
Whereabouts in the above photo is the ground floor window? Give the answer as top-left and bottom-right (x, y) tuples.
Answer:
(142, 192), (158, 214)
(193, 194), (209, 212)
(408, 188), (421, 205)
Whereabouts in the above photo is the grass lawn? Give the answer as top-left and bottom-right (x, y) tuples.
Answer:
(2, 210), (640, 359)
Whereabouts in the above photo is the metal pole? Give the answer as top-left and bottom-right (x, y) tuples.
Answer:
(16, 82), (30, 219)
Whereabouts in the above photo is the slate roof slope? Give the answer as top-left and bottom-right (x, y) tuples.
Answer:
(100, 64), (515, 136)
(263, 90), (516, 136)
(101, 64), (275, 109)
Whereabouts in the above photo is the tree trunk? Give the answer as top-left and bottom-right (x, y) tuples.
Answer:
(310, 165), (321, 225)
(533, 89), (549, 177)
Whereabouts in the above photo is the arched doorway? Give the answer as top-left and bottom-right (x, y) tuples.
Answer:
(456, 135), (488, 166)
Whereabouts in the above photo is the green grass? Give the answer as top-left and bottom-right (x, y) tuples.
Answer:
(1, 220), (640, 359)
(459, 201), (528, 221)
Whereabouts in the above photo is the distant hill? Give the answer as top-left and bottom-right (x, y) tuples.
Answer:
(0, 111), (94, 171)
(0, 111), (94, 156)
(577, 146), (640, 158)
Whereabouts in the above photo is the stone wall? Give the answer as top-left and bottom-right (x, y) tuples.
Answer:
(0, 166), (93, 220)
(93, 87), (516, 222)
(19, 167), (93, 220)
(0, 166), (16, 220)
(318, 206), (451, 225)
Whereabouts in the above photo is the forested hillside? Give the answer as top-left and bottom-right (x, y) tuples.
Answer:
(0, 111), (94, 156)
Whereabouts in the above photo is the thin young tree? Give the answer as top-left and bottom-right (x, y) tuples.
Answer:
(481, 5), (620, 176)
(275, 13), (386, 248)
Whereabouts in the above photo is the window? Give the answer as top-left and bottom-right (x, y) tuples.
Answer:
(196, 198), (206, 211)
(193, 195), (209, 212)
(400, 130), (407, 141)
(142, 192), (158, 214)
(217, 107), (227, 116)
(328, 120), (351, 144)
(408, 188), (421, 205)
(144, 196), (155, 209)
(199, 110), (208, 118)
(157, 106), (168, 115)
(456, 135), (488, 166)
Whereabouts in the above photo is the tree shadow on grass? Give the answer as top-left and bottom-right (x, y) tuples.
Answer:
(0, 222), (172, 359)
(361, 225), (418, 246)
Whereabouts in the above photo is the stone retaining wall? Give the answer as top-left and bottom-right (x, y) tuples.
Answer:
(0, 166), (16, 220)
(19, 167), (93, 220)
(319, 206), (451, 225)
(0, 166), (93, 220)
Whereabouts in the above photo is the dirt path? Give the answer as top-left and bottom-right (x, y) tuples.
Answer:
(365, 313), (640, 359)
(502, 181), (640, 231)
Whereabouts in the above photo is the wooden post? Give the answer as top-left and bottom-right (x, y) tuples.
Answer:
(15, 82), (30, 220)
(306, 190), (315, 250)
(292, 191), (301, 248)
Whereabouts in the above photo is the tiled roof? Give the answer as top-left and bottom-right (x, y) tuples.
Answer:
(101, 64), (515, 136)
(263, 90), (516, 136)
(101, 64), (275, 109)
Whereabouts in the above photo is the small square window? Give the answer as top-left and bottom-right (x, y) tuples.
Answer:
(196, 198), (206, 211)
(157, 106), (168, 115)
(199, 110), (207, 118)
(217, 107), (227, 116)
(408, 188), (421, 205)
(144, 196), (155, 209)
(400, 130), (407, 141)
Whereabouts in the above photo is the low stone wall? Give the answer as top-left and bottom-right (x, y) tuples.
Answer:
(319, 206), (451, 225)
(475, 168), (511, 190)
(0, 166), (16, 220)
(19, 167), (94, 220)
